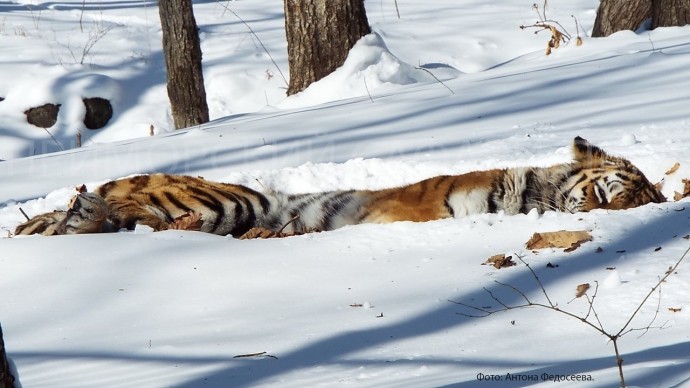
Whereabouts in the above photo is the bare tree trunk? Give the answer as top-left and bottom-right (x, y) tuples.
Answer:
(159, 0), (209, 129)
(652, 0), (690, 28)
(592, 0), (651, 37)
(284, 0), (371, 95)
(0, 325), (15, 388)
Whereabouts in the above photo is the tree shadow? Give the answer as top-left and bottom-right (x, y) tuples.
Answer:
(172, 203), (690, 386)
(8, 203), (689, 387)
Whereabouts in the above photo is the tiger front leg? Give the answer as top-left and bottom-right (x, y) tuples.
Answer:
(106, 199), (171, 231)
(14, 211), (68, 236)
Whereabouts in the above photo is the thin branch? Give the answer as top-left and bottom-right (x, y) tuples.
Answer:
(515, 255), (555, 307)
(615, 245), (690, 337)
(416, 67), (454, 95)
(19, 207), (30, 221)
(216, 1), (288, 87)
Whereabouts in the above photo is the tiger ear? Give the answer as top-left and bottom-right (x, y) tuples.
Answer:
(572, 136), (611, 164)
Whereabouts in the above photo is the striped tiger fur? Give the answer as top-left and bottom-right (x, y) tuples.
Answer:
(263, 136), (665, 232)
(15, 174), (275, 237)
(14, 137), (665, 237)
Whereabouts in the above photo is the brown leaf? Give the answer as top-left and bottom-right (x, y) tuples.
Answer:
(169, 211), (203, 231)
(673, 178), (690, 201)
(76, 184), (87, 193)
(239, 226), (319, 240)
(526, 230), (592, 251)
(665, 162), (681, 175)
(575, 283), (590, 298)
(668, 307), (682, 313)
(576, 36), (583, 46)
(483, 254), (515, 269)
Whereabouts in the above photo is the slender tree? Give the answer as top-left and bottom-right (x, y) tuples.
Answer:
(284, 0), (371, 95)
(159, 0), (209, 129)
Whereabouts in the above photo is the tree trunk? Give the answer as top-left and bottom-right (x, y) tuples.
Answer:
(652, 0), (690, 28)
(0, 325), (15, 388)
(159, 0), (209, 129)
(592, 0), (651, 37)
(284, 0), (371, 95)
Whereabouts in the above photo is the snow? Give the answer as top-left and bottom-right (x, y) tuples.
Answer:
(1, 0), (690, 387)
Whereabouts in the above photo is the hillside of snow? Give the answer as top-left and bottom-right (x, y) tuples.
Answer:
(2, 1), (690, 387)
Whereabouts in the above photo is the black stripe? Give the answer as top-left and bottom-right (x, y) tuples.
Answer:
(164, 191), (193, 213)
(444, 198), (455, 218)
(519, 170), (534, 214)
(320, 192), (353, 230)
(149, 194), (174, 222)
(130, 175), (151, 193)
(443, 181), (457, 217)
(188, 187), (227, 232)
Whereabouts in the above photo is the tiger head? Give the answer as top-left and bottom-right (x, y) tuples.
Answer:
(561, 137), (665, 213)
(61, 192), (109, 234)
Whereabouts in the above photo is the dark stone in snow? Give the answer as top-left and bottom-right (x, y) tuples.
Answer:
(83, 97), (113, 129)
(25, 103), (60, 128)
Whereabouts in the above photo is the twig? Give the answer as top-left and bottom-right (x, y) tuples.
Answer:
(363, 77), (374, 102)
(216, 1), (288, 87)
(415, 67), (454, 95)
(233, 351), (278, 359)
(452, 244), (690, 387)
(19, 207), (30, 221)
(278, 214), (300, 234)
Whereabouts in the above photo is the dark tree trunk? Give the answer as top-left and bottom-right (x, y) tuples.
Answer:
(652, 0), (690, 28)
(159, 0), (209, 129)
(284, 0), (371, 95)
(0, 325), (15, 388)
(592, 0), (651, 37)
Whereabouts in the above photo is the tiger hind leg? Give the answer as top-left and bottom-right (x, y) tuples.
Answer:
(105, 198), (172, 232)
(14, 192), (109, 236)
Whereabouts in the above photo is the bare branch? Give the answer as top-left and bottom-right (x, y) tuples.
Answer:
(615, 245), (690, 337)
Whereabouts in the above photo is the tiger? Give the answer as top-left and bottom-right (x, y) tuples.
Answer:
(13, 137), (665, 237)
(262, 136), (666, 232)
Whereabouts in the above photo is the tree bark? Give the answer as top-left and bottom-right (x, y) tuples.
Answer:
(284, 0), (371, 95)
(592, 0), (651, 37)
(0, 325), (15, 388)
(159, 0), (209, 129)
(652, 0), (690, 28)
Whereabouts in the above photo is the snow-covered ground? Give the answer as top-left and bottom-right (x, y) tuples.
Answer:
(2, 0), (690, 387)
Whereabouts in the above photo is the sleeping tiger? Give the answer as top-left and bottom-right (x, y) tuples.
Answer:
(14, 137), (665, 237)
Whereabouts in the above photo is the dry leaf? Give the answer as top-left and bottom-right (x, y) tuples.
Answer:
(673, 178), (690, 201)
(239, 226), (318, 240)
(576, 36), (583, 46)
(526, 230), (592, 251)
(76, 184), (87, 193)
(169, 211), (203, 231)
(665, 162), (681, 175)
(483, 254), (515, 269)
(668, 307), (682, 313)
(575, 283), (590, 298)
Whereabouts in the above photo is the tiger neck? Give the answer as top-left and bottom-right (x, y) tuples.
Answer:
(495, 164), (576, 214)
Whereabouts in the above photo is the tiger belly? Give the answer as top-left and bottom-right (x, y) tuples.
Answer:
(445, 189), (491, 217)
